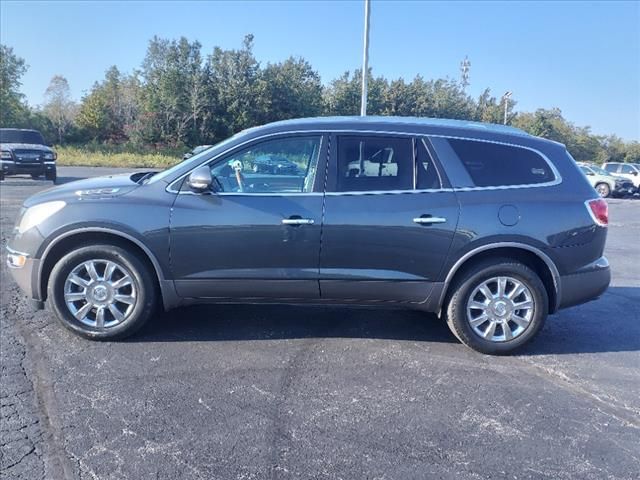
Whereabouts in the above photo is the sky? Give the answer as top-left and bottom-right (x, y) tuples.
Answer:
(1, 0), (639, 140)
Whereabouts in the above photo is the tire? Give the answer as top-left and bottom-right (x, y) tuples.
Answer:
(47, 244), (157, 340)
(595, 182), (610, 198)
(445, 258), (548, 355)
(45, 168), (57, 183)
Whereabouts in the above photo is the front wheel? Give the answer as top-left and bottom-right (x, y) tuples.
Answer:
(445, 258), (548, 354)
(45, 168), (57, 183)
(48, 244), (157, 340)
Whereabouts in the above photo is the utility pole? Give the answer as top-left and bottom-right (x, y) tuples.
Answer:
(360, 0), (371, 116)
(460, 56), (471, 90)
(503, 91), (513, 125)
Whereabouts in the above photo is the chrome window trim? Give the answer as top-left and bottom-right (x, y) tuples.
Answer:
(167, 131), (326, 194)
(427, 134), (563, 191)
(166, 128), (562, 195)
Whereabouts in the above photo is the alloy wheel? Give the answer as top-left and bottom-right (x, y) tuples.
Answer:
(63, 259), (137, 329)
(466, 276), (534, 342)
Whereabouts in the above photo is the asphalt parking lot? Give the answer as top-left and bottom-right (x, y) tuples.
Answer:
(1, 167), (639, 480)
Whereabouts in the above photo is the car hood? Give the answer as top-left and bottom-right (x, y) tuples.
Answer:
(23, 173), (142, 207)
(1, 143), (54, 152)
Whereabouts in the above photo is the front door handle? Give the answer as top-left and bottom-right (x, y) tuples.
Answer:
(413, 215), (447, 225)
(282, 217), (315, 226)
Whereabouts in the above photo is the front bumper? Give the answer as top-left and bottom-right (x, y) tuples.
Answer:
(6, 246), (43, 307)
(558, 256), (611, 310)
(1, 160), (56, 176)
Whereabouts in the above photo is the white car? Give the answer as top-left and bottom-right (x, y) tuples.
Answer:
(602, 162), (640, 190)
(578, 163), (634, 197)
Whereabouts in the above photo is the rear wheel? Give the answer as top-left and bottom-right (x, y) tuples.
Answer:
(445, 258), (548, 354)
(48, 244), (157, 340)
(595, 182), (610, 198)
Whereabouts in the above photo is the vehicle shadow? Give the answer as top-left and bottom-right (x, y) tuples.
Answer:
(133, 287), (640, 355)
(135, 304), (458, 344)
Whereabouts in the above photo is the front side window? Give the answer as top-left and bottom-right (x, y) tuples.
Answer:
(620, 164), (636, 174)
(446, 139), (555, 187)
(211, 136), (322, 193)
(336, 136), (413, 192)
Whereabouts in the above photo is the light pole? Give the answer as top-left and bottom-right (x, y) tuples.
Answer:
(360, 0), (371, 116)
(460, 56), (471, 90)
(503, 91), (513, 125)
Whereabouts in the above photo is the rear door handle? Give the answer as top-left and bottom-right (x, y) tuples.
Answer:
(413, 215), (447, 225)
(282, 218), (315, 226)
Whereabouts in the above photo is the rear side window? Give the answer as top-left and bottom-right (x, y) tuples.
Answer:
(446, 139), (554, 187)
(603, 164), (619, 173)
(336, 136), (413, 191)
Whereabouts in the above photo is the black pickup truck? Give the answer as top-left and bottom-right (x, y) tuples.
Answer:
(0, 128), (57, 182)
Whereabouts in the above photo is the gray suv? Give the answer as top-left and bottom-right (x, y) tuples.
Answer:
(1, 128), (57, 182)
(6, 117), (611, 354)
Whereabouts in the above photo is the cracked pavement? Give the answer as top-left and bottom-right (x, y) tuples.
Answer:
(1, 168), (639, 479)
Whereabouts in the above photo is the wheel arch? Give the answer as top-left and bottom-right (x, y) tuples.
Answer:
(439, 242), (560, 314)
(38, 228), (170, 308)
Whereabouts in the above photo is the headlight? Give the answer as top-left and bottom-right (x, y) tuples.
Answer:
(1, 150), (12, 160)
(43, 152), (56, 160)
(18, 201), (66, 234)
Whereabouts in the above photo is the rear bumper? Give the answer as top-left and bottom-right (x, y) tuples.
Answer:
(558, 256), (610, 310)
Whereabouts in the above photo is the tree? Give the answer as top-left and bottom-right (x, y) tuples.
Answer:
(0, 45), (29, 126)
(259, 57), (323, 123)
(139, 36), (205, 147)
(43, 75), (76, 143)
(324, 69), (388, 116)
(204, 34), (263, 139)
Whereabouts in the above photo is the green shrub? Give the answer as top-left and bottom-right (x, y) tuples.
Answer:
(56, 146), (182, 169)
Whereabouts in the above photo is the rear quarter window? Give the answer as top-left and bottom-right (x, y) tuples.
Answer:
(446, 138), (555, 187)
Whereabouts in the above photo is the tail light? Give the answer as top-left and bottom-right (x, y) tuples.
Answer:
(586, 198), (608, 227)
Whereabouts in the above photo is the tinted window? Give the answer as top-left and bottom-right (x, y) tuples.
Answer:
(336, 136), (413, 191)
(211, 136), (321, 193)
(0, 129), (46, 145)
(620, 164), (637, 174)
(447, 139), (554, 187)
(603, 164), (619, 173)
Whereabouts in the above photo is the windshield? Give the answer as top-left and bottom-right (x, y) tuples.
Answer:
(0, 129), (46, 145)
(147, 133), (246, 184)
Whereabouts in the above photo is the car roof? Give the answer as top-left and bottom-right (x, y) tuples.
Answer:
(261, 116), (531, 137)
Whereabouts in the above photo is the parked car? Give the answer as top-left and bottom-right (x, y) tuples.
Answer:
(602, 162), (640, 192)
(251, 154), (302, 175)
(577, 162), (635, 197)
(183, 145), (212, 160)
(0, 128), (57, 182)
(6, 117), (611, 354)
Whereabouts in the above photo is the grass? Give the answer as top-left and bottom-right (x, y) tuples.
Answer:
(56, 145), (183, 169)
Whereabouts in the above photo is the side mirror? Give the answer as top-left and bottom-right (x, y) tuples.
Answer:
(187, 166), (213, 191)
(633, 171), (638, 176)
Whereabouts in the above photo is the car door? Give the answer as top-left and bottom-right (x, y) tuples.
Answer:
(170, 134), (327, 300)
(319, 133), (459, 304)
